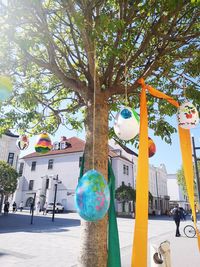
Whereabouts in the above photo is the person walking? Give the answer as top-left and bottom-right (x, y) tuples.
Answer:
(12, 201), (17, 212)
(172, 205), (182, 237)
(19, 201), (24, 212)
(43, 202), (47, 215)
(4, 201), (9, 215)
(36, 201), (41, 214)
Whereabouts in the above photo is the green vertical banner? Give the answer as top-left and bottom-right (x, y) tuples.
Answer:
(78, 156), (121, 267)
(79, 155), (85, 179)
(107, 160), (121, 267)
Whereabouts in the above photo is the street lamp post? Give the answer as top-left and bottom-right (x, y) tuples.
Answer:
(52, 175), (62, 222)
(192, 136), (200, 204)
(30, 192), (36, 225)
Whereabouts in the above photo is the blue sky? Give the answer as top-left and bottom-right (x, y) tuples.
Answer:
(20, 114), (200, 175)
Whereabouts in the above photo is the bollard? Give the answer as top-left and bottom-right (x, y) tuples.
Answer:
(151, 241), (172, 267)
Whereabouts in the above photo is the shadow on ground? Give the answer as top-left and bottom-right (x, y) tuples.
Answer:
(0, 212), (80, 234)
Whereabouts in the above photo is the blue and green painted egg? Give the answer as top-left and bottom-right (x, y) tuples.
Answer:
(75, 170), (110, 221)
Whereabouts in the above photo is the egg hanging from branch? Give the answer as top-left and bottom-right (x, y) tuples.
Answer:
(16, 135), (29, 150)
(148, 137), (156, 158)
(0, 76), (13, 101)
(75, 170), (110, 221)
(114, 106), (140, 141)
(177, 102), (199, 129)
(35, 132), (53, 154)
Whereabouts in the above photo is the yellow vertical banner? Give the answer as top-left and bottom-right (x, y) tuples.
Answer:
(131, 78), (200, 267)
(131, 86), (149, 267)
(178, 127), (200, 249)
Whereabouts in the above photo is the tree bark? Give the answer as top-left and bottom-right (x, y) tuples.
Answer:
(78, 93), (109, 267)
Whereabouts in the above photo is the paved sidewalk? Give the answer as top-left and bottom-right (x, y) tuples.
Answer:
(0, 211), (200, 267)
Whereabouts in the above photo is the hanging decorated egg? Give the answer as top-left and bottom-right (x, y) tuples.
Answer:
(114, 106), (140, 141)
(177, 102), (199, 129)
(0, 76), (13, 101)
(148, 137), (156, 158)
(75, 170), (110, 221)
(35, 132), (52, 154)
(16, 135), (29, 150)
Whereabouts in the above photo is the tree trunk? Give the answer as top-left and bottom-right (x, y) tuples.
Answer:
(78, 93), (109, 267)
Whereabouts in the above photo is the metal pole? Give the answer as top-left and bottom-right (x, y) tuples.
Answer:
(30, 193), (36, 225)
(52, 183), (57, 222)
(0, 192), (3, 214)
(155, 170), (160, 212)
(192, 136), (200, 204)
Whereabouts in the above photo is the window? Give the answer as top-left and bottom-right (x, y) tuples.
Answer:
(48, 159), (54, 169)
(123, 164), (129, 175)
(79, 156), (83, 167)
(46, 178), (49, 189)
(18, 162), (24, 176)
(31, 161), (36, 171)
(52, 141), (60, 150)
(28, 180), (34, 190)
(7, 153), (14, 166)
(60, 142), (66, 150)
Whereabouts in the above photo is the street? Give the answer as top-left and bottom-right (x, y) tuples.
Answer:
(0, 211), (199, 267)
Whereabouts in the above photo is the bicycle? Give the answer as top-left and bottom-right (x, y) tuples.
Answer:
(184, 224), (196, 238)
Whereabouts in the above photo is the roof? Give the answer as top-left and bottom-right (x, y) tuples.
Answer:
(22, 136), (132, 161)
(22, 137), (85, 159)
(5, 130), (19, 138)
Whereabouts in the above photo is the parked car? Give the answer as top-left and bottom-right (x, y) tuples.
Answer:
(46, 202), (64, 213)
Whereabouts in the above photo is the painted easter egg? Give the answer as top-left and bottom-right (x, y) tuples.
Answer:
(16, 135), (29, 150)
(0, 76), (13, 101)
(35, 132), (52, 154)
(177, 102), (199, 129)
(75, 170), (110, 221)
(148, 137), (156, 158)
(114, 107), (140, 141)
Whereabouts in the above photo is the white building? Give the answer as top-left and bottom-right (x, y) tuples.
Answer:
(0, 131), (20, 213)
(14, 136), (170, 215)
(167, 173), (189, 210)
(0, 130), (19, 167)
(149, 164), (169, 215)
(110, 140), (170, 214)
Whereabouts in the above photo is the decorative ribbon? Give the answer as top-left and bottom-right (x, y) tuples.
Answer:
(131, 78), (200, 267)
(79, 156), (121, 267)
(107, 160), (121, 267)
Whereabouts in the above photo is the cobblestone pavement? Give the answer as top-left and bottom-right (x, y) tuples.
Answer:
(0, 211), (199, 267)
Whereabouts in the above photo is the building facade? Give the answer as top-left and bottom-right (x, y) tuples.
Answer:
(14, 137), (170, 215)
(0, 131), (20, 213)
(167, 173), (189, 210)
(149, 164), (170, 215)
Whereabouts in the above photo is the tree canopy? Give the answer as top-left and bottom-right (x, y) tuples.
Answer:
(116, 183), (136, 202)
(177, 163), (199, 197)
(115, 183), (153, 211)
(0, 1), (200, 266)
(0, 161), (18, 195)
(0, 0), (199, 143)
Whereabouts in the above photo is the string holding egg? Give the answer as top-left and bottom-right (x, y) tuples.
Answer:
(16, 134), (29, 150)
(114, 106), (140, 141)
(0, 76), (13, 102)
(75, 170), (110, 221)
(35, 132), (52, 154)
(177, 101), (199, 129)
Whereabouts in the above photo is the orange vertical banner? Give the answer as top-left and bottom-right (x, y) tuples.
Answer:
(131, 86), (149, 267)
